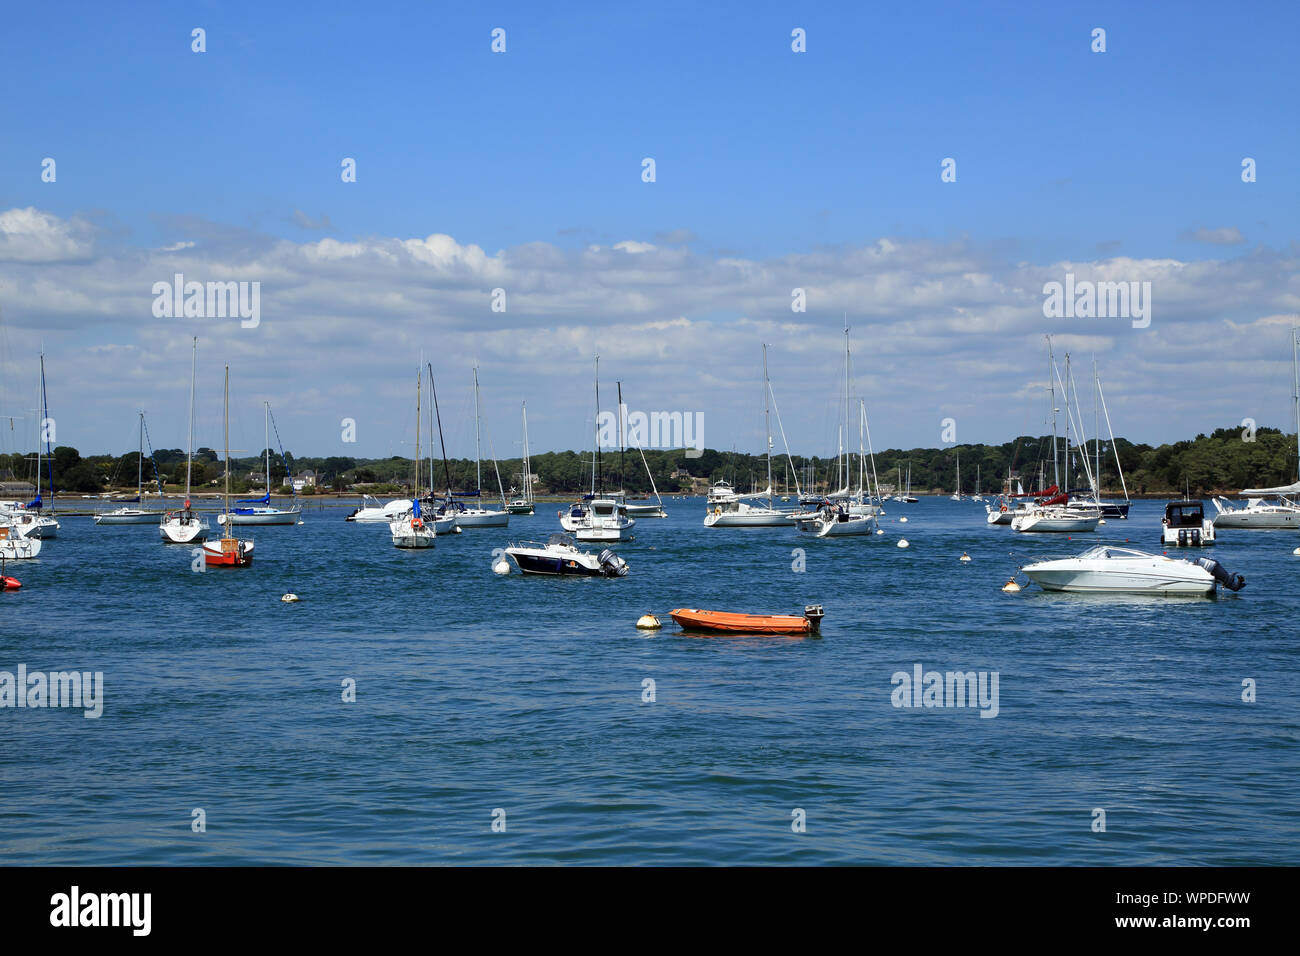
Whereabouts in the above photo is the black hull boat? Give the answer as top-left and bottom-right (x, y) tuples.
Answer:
(504, 534), (628, 578)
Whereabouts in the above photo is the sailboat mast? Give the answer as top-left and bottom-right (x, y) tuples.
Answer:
(1047, 336), (1059, 489)
(186, 338), (196, 504)
(415, 367), (422, 494)
(617, 381), (625, 494)
(521, 402), (531, 502)
(1094, 357), (1101, 491)
(763, 344), (773, 509)
(473, 365), (482, 493)
(263, 401), (271, 492)
(137, 411), (144, 499)
(1293, 326), (1299, 481)
(223, 365), (230, 521)
(592, 354), (601, 496)
(428, 363), (452, 496)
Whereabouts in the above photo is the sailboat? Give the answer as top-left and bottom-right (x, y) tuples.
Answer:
(950, 449), (962, 501)
(560, 356), (636, 541)
(971, 464), (985, 502)
(445, 366), (509, 528)
(3, 355), (61, 539)
(389, 367), (436, 548)
(896, 461), (918, 503)
(220, 402), (303, 526)
(202, 366), (254, 566)
(161, 338), (210, 543)
(507, 401), (535, 514)
(705, 345), (796, 527)
(96, 412), (162, 524)
(1012, 340), (1100, 533)
(616, 382), (667, 518)
(1213, 326), (1300, 529)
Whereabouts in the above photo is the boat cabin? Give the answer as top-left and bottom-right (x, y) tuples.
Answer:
(1164, 500), (1206, 528)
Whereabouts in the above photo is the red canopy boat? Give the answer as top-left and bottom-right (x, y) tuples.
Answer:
(669, 605), (823, 635)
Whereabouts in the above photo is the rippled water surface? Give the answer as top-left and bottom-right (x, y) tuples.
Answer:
(2, 497), (1297, 864)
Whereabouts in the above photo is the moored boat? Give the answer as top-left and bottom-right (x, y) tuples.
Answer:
(669, 605), (824, 635)
(504, 533), (628, 577)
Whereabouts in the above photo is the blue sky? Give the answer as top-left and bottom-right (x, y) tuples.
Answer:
(1, 1), (1297, 462)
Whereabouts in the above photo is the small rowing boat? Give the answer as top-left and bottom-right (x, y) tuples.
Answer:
(669, 605), (824, 635)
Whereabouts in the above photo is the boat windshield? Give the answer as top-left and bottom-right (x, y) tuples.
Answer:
(1079, 545), (1150, 560)
(546, 533), (576, 548)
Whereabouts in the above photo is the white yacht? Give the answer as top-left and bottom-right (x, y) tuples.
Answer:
(0, 527), (42, 559)
(1213, 328), (1300, 530)
(389, 500), (436, 549)
(160, 339), (210, 544)
(1011, 499), (1101, 533)
(96, 411), (162, 524)
(1212, 489), (1300, 529)
(705, 345), (798, 529)
(220, 402), (303, 526)
(560, 496), (635, 541)
(1022, 546), (1244, 595)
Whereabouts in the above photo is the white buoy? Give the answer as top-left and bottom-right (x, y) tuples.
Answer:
(1293, 547), (1300, 556)
(875, 528), (885, 535)
(636, 614), (662, 630)
(959, 552), (971, 563)
(1099, 518), (1107, 526)
(899, 516), (909, 523)
(1002, 579), (1021, 592)
(897, 538), (910, 548)
(281, 593), (300, 603)
(492, 558), (511, 575)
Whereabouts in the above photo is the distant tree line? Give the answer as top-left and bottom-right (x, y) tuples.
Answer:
(2, 425), (1295, 497)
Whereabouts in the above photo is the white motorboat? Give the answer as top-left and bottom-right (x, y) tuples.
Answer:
(560, 496), (635, 541)
(503, 533), (628, 577)
(221, 401), (303, 526)
(347, 495), (412, 523)
(1162, 500), (1216, 546)
(1011, 501), (1101, 533)
(795, 503), (875, 537)
(161, 339), (210, 544)
(1213, 326), (1300, 530)
(706, 480), (738, 506)
(390, 500), (436, 549)
(1021, 545), (1244, 595)
(0, 527), (41, 559)
(97, 411), (163, 525)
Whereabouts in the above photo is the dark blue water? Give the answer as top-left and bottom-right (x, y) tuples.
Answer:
(2, 498), (1296, 864)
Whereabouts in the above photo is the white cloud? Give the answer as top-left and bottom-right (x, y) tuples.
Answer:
(1, 207), (1297, 459)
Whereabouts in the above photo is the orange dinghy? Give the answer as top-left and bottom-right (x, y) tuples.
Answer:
(669, 605), (824, 636)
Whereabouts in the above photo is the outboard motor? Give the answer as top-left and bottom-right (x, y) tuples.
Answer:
(803, 604), (825, 632)
(1195, 557), (1246, 592)
(598, 549), (629, 577)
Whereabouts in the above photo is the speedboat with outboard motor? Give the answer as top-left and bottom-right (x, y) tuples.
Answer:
(1162, 499), (1216, 546)
(503, 533), (628, 577)
(1021, 545), (1244, 595)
